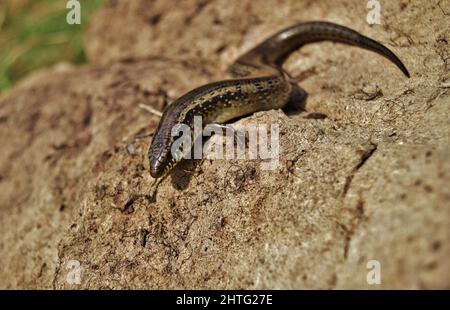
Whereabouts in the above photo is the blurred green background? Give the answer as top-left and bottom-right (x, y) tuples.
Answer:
(0, 0), (104, 92)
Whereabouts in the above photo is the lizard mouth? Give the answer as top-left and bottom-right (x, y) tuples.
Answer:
(149, 157), (165, 178)
(150, 167), (164, 179)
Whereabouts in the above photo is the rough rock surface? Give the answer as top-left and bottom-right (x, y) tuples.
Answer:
(0, 0), (449, 289)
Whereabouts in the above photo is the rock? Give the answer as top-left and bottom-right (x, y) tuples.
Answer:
(0, 0), (448, 289)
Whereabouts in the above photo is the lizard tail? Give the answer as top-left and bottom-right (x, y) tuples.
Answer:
(234, 21), (410, 78)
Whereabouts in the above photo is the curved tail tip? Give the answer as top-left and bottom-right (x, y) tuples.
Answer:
(397, 61), (410, 78)
(402, 67), (411, 78)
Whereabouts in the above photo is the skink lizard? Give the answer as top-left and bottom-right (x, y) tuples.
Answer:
(148, 21), (410, 178)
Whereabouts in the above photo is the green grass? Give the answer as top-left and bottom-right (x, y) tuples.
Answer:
(0, 0), (104, 92)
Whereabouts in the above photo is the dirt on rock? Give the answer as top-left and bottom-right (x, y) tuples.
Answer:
(0, 0), (449, 289)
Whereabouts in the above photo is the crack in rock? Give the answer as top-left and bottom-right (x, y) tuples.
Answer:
(342, 143), (378, 197)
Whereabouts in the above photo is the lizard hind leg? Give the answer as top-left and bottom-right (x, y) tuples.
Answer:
(283, 83), (308, 115)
